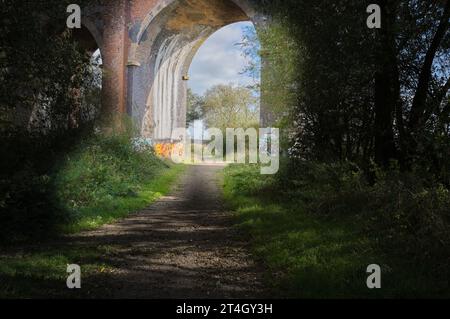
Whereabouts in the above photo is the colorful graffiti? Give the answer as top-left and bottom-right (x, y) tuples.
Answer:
(154, 143), (184, 159)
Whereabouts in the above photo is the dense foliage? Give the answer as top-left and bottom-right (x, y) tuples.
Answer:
(0, 0), (449, 298)
(227, 0), (450, 296)
(252, 0), (449, 180)
(0, 0), (171, 242)
(1, 0), (95, 241)
(203, 84), (259, 131)
(0, 0), (99, 133)
(186, 88), (205, 126)
(186, 84), (259, 130)
(224, 163), (450, 297)
(0, 126), (174, 242)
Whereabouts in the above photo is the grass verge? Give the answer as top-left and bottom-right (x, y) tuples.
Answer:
(61, 163), (185, 233)
(0, 163), (185, 298)
(0, 131), (185, 298)
(222, 164), (450, 298)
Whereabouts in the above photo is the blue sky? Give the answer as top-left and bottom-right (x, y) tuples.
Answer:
(188, 21), (255, 95)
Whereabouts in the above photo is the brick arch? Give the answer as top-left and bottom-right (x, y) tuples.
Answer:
(129, 0), (258, 61)
(128, 0), (262, 139)
(79, 4), (105, 54)
(91, 0), (265, 139)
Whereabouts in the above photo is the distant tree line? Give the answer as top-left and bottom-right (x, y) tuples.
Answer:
(186, 84), (259, 131)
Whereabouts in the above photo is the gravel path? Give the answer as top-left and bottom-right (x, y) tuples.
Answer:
(69, 164), (266, 299)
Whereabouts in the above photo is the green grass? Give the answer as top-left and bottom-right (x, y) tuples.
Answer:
(0, 245), (118, 298)
(0, 161), (184, 298)
(0, 162), (185, 299)
(0, 132), (186, 298)
(0, 129), (187, 242)
(222, 164), (450, 298)
(61, 163), (185, 233)
(50, 131), (186, 233)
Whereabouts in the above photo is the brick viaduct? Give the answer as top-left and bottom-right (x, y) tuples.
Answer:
(78, 0), (267, 141)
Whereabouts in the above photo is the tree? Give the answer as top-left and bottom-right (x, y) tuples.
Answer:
(186, 88), (204, 126)
(262, 0), (376, 163)
(255, 0), (449, 180)
(238, 25), (261, 93)
(407, 0), (450, 133)
(397, 0), (450, 171)
(370, 0), (450, 168)
(373, 0), (401, 167)
(202, 84), (258, 131)
(0, 0), (97, 134)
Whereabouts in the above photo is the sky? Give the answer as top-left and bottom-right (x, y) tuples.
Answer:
(188, 21), (255, 96)
(187, 21), (258, 139)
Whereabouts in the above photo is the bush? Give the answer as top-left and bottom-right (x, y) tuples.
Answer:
(55, 131), (167, 213)
(224, 164), (276, 197)
(367, 169), (450, 262)
(275, 160), (369, 215)
(0, 130), (62, 242)
(226, 160), (450, 267)
(224, 161), (450, 297)
(0, 167), (65, 242)
(0, 128), (168, 243)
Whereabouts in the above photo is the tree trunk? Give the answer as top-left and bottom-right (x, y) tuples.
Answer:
(373, 0), (400, 167)
(408, 0), (450, 132)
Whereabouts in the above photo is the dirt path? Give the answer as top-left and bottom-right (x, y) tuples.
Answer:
(68, 164), (266, 298)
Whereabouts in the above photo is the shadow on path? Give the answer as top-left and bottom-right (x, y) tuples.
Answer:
(63, 164), (267, 298)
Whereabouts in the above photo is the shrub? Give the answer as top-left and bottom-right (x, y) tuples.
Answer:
(367, 169), (450, 262)
(54, 131), (167, 217)
(0, 128), (168, 243)
(0, 167), (66, 242)
(226, 160), (450, 266)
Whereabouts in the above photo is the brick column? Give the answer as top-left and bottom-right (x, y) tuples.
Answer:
(101, 0), (128, 116)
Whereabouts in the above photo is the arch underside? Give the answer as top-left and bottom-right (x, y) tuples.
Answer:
(128, 0), (257, 140)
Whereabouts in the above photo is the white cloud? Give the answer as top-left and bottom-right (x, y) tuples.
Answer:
(188, 22), (255, 95)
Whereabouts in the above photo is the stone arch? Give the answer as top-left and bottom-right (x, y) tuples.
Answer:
(127, 0), (263, 140)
